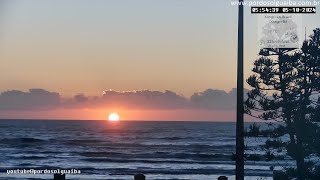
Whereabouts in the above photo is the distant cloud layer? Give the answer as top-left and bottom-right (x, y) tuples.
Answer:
(0, 89), (60, 110)
(0, 88), (244, 111)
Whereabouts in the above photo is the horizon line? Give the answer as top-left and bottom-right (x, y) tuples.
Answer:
(0, 118), (260, 123)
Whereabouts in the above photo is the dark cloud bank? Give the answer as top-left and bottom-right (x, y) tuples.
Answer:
(0, 88), (246, 111)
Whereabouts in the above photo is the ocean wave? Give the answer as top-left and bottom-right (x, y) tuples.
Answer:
(151, 137), (191, 140)
(15, 156), (47, 160)
(0, 137), (46, 144)
(79, 151), (231, 161)
(64, 139), (105, 145)
(100, 129), (152, 134)
(107, 168), (272, 176)
(81, 158), (232, 164)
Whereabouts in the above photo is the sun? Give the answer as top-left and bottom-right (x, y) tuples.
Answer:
(108, 113), (120, 121)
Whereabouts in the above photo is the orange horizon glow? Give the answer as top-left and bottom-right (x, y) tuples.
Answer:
(0, 107), (251, 122)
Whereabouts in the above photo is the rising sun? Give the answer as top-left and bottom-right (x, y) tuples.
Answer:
(108, 113), (120, 121)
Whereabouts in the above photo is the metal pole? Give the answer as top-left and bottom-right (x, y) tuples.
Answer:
(236, 0), (244, 180)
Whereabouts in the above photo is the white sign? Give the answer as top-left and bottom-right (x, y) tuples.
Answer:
(258, 14), (303, 48)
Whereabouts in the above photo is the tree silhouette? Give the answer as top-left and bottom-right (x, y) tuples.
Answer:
(245, 29), (320, 180)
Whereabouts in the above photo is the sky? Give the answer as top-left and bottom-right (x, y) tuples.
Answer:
(0, 0), (319, 121)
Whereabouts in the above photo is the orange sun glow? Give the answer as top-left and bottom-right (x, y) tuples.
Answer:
(108, 113), (120, 121)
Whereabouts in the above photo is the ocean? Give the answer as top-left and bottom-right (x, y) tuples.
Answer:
(0, 120), (286, 180)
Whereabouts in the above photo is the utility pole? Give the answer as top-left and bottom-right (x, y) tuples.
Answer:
(236, 0), (245, 180)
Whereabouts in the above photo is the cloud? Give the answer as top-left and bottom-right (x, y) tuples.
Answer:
(73, 94), (89, 103)
(0, 88), (246, 111)
(98, 89), (188, 109)
(0, 89), (60, 110)
(191, 88), (236, 110)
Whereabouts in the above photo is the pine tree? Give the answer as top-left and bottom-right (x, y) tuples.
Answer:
(245, 29), (320, 179)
